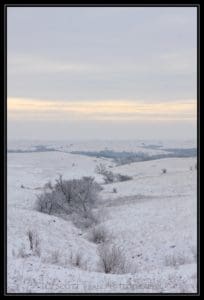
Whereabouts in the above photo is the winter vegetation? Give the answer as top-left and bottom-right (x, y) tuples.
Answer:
(95, 163), (132, 184)
(98, 244), (130, 274)
(161, 168), (167, 174)
(36, 175), (100, 228)
(88, 225), (110, 244)
(26, 229), (41, 257)
(7, 139), (197, 293)
(70, 148), (197, 165)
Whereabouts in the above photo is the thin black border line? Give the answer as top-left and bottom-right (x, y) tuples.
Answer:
(4, 3), (7, 296)
(4, 3), (200, 7)
(196, 3), (200, 296)
(4, 4), (200, 296)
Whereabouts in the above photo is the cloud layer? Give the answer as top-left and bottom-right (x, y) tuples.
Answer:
(8, 97), (196, 122)
(7, 7), (197, 139)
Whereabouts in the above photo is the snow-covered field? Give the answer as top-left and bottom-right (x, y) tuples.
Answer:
(8, 138), (196, 152)
(7, 140), (197, 293)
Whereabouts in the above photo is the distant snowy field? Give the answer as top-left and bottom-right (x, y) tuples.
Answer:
(8, 138), (197, 152)
(7, 140), (197, 293)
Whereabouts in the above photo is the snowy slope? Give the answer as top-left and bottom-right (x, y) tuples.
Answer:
(7, 143), (197, 293)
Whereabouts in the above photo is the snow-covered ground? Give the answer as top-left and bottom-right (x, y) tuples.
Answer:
(8, 138), (196, 152)
(7, 140), (197, 293)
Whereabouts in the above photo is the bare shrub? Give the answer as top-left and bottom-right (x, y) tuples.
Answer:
(70, 251), (83, 268)
(36, 192), (54, 214)
(95, 164), (115, 183)
(27, 230), (41, 257)
(27, 230), (34, 251)
(95, 163), (132, 184)
(98, 244), (129, 274)
(164, 252), (190, 267)
(116, 174), (133, 182)
(89, 225), (109, 244)
(162, 168), (167, 174)
(103, 171), (115, 184)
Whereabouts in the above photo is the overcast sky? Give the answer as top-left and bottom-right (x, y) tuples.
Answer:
(7, 7), (197, 140)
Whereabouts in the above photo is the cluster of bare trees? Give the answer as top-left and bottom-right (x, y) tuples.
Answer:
(35, 171), (134, 273)
(36, 175), (102, 226)
(95, 163), (132, 184)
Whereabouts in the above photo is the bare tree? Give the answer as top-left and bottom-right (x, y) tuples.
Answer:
(95, 164), (132, 184)
(36, 176), (101, 227)
(95, 164), (115, 183)
(95, 163), (107, 175)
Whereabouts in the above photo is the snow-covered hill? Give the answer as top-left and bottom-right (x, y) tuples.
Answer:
(7, 141), (197, 293)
